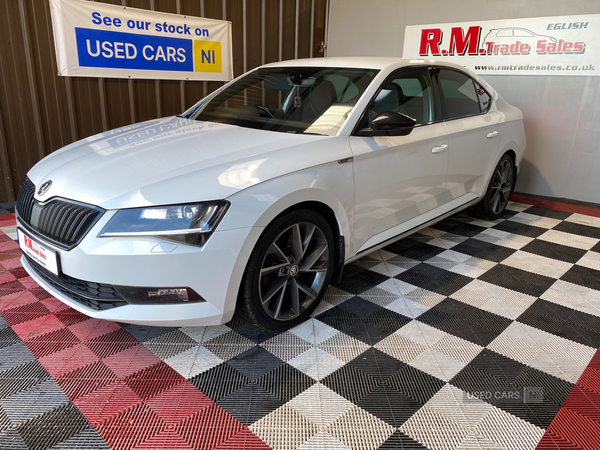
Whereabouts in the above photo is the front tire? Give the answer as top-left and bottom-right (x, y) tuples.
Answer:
(474, 153), (515, 220)
(236, 209), (335, 331)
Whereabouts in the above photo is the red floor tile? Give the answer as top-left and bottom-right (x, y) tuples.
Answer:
(537, 349), (600, 449)
(176, 404), (246, 450)
(512, 193), (600, 218)
(57, 359), (119, 400)
(132, 430), (195, 450)
(68, 317), (121, 341)
(102, 343), (162, 379)
(75, 380), (143, 424)
(39, 342), (100, 378)
(214, 429), (272, 450)
(124, 361), (186, 401)
(145, 382), (214, 425)
(97, 402), (167, 450)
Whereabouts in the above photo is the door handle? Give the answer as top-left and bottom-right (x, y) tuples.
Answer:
(487, 131), (499, 138)
(431, 144), (448, 154)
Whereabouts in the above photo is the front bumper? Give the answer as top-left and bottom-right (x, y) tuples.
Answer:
(18, 214), (263, 327)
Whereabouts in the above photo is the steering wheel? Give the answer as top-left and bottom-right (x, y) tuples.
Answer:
(252, 104), (274, 118)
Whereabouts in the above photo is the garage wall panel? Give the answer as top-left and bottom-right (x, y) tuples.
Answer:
(0, 0), (328, 202)
(0, 0), (42, 203)
(327, 0), (600, 204)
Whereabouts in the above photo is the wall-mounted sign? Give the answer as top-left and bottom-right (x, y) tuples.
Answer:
(403, 14), (599, 76)
(50, 0), (233, 81)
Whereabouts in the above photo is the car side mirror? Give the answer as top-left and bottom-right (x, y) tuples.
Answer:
(372, 111), (416, 136)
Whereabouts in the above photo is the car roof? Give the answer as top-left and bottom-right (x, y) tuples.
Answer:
(262, 56), (472, 72)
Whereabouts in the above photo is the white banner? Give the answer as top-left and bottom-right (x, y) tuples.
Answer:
(403, 14), (599, 76)
(50, 0), (233, 81)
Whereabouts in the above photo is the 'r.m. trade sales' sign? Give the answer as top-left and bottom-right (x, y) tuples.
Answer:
(403, 14), (599, 76)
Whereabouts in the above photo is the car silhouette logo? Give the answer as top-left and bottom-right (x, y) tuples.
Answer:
(482, 27), (557, 47)
(38, 180), (52, 196)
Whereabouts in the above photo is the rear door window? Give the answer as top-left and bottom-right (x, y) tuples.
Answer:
(437, 69), (482, 120)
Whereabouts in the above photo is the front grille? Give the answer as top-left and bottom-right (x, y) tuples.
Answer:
(16, 179), (105, 250)
(24, 255), (127, 311)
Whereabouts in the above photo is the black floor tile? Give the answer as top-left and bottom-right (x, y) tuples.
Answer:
(0, 360), (50, 399)
(449, 322), (506, 347)
(518, 299), (600, 348)
(417, 308), (464, 334)
(233, 324), (278, 344)
(315, 306), (362, 332)
(450, 350), (568, 428)
(591, 241), (600, 253)
(333, 263), (390, 294)
(227, 346), (284, 379)
(467, 350), (529, 382)
(348, 348), (406, 382)
(523, 206), (572, 220)
(492, 220), (547, 238)
(553, 221), (600, 239)
(217, 384), (283, 425)
(513, 366), (573, 406)
(561, 264), (600, 290)
(321, 364), (380, 404)
(258, 362), (316, 403)
(395, 263), (473, 296)
(358, 385), (425, 427)
(379, 430), (430, 449)
(386, 364), (445, 404)
(364, 308), (412, 332)
(338, 296), (382, 318)
(520, 239), (587, 264)
(224, 315), (248, 331)
(119, 324), (176, 343)
(478, 264), (555, 297)
(524, 299), (600, 332)
(189, 362), (250, 401)
(420, 298), (512, 346)
(430, 219), (487, 237)
(18, 402), (88, 450)
(342, 320), (393, 345)
(450, 238), (517, 262)
(0, 327), (21, 351)
(383, 239), (446, 261)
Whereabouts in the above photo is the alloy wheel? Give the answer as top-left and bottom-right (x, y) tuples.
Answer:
(259, 222), (329, 321)
(491, 159), (513, 215)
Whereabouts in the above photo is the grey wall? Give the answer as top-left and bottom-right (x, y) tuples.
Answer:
(327, 0), (600, 203)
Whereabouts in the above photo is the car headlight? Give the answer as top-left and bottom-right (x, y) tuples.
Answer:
(98, 201), (230, 246)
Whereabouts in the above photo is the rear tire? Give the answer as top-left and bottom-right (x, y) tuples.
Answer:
(236, 209), (335, 332)
(473, 154), (515, 220)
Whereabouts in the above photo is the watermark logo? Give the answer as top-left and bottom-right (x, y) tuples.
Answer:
(463, 387), (544, 403)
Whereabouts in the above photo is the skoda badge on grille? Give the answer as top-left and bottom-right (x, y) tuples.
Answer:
(38, 180), (52, 196)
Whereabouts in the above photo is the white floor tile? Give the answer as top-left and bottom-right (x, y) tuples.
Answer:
(502, 250), (573, 278)
(538, 229), (599, 250)
(288, 383), (355, 428)
(508, 212), (562, 229)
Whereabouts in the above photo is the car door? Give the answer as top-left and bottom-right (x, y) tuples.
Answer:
(433, 67), (501, 215)
(350, 67), (451, 254)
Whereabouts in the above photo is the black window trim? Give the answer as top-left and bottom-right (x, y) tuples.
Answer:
(351, 65), (443, 136)
(431, 66), (493, 122)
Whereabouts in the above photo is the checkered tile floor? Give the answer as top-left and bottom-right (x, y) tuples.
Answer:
(1, 199), (600, 449)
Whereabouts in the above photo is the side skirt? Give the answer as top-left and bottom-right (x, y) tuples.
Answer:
(346, 198), (480, 264)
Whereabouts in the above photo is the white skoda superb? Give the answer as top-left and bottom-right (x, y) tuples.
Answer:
(16, 58), (525, 331)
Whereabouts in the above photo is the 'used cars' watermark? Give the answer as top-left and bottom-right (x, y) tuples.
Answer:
(463, 387), (544, 404)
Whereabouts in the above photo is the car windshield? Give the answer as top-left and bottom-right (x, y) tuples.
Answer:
(180, 67), (379, 136)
